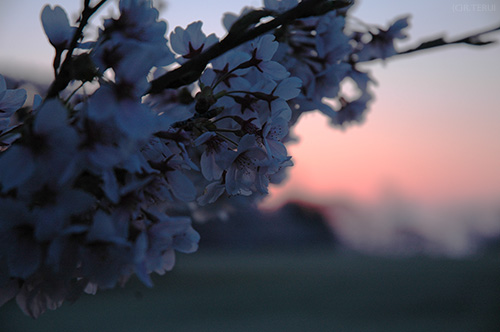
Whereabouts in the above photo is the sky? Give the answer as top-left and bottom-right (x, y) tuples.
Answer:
(1, 0), (500, 250)
(267, 0), (500, 207)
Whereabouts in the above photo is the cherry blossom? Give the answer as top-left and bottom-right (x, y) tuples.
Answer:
(0, 0), (494, 318)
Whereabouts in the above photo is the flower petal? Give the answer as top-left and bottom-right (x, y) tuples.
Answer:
(41, 5), (74, 48)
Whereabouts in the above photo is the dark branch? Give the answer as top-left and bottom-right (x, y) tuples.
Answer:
(399, 25), (500, 55)
(46, 0), (109, 99)
(364, 24), (500, 62)
(148, 0), (352, 94)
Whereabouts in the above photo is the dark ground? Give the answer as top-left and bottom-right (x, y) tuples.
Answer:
(1, 249), (500, 332)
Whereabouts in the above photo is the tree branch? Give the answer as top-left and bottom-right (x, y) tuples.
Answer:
(46, 0), (109, 99)
(364, 24), (500, 62)
(148, 0), (352, 94)
(399, 24), (500, 54)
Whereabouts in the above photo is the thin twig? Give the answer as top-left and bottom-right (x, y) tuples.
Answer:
(363, 24), (500, 62)
(399, 25), (500, 54)
(46, 0), (109, 99)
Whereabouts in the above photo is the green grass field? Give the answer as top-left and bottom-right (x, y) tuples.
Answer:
(2, 249), (500, 332)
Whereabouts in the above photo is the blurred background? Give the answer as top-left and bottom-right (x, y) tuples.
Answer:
(1, 0), (500, 331)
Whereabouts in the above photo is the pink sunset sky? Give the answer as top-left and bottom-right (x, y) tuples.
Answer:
(1, 0), (499, 211)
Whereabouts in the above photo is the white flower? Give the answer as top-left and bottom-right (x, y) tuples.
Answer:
(41, 5), (74, 49)
(0, 99), (79, 192)
(0, 74), (27, 132)
(170, 21), (218, 61)
(221, 134), (269, 196)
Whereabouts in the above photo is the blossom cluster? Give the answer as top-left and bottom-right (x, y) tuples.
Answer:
(0, 0), (409, 317)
